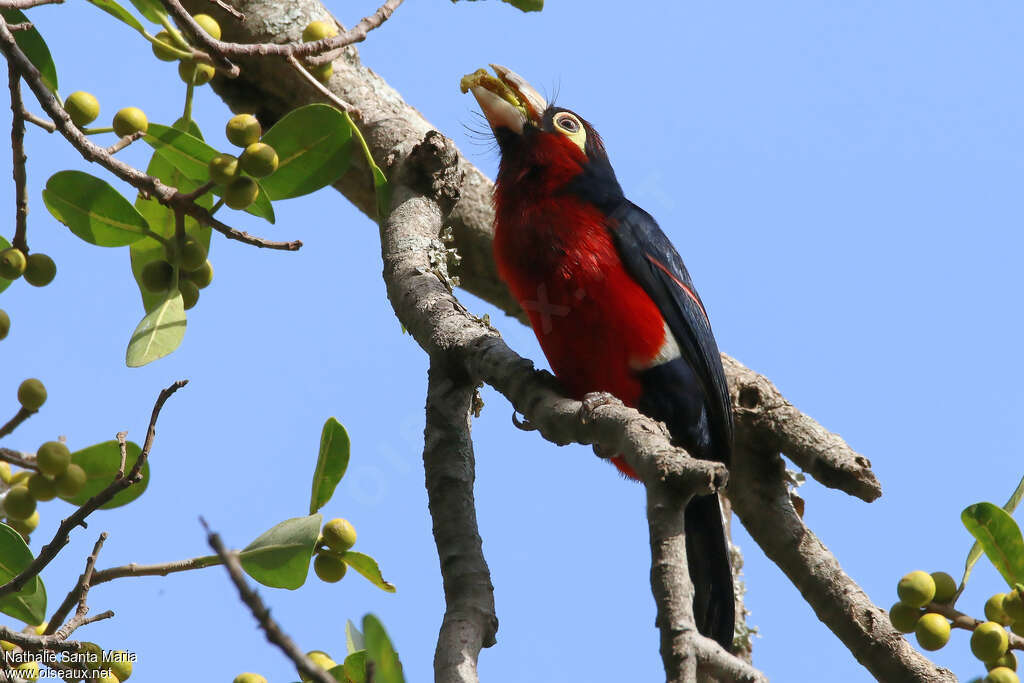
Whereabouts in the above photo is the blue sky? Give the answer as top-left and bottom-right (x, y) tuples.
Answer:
(1, 1), (1022, 681)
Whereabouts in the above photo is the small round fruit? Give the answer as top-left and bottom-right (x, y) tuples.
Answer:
(17, 378), (46, 410)
(0, 247), (26, 279)
(178, 60), (215, 86)
(322, 518), (357, 552)
(0, 309), (9, 340)
(181, 237), (207, 271)
(55, 464), (87, 498)
(178, 279), (199, 310)
(914, 612), (950, 651)
(23, 252), (56, 287)
(239, 142), (278, 177)
(310, 62), (333, 83)
(65, 91), (100, 127)
(987, 667), (1021, 683)
(302, 20), (338, 42)
(208, 153), (239, 185)
(112, 107), (148, 137)
(9, 470), (30, 487)
(314, 552), (347, 583)
(0, 462), (9, 484)
(96, 674), (120, 683)
(10, 510), (39, 536)
(1005, 589), (1024, 623)
(224, 176), (259, 209)
(4, 487), (36, 521)
(192, 13), (221, 39)
(300, 651), (336, 681)
(80, 641), (103, 669)
(233, 674), (267, 683)
(36, 440), (70, 477)
(141, 260), (174, 292)
(888, 602), (921, 634)
(929, 572), (956, 604)
(988, 594), (1013, 626)
(898, 570), (936, 608)
(225, 114), (261, 147)
(185, 261), (213, 289)
(27, 473), (56, 502)
(152, 31), (180, 61)
(972, 621), (1010, 662)
(989, 651), (1020, 672)
(103, 650), (132, 681)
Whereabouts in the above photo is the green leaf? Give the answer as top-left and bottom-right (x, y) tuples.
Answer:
(345, 619), (365, 654)
(309, 418), (350, 515)
(342, 651), (367, 683)
(42, 171), (151, 247)
(962, 502), (1024, 588)
(961, 475), (1024, 593)
(1, 9), (58, 93)
(0, 236), (13, 295)
(58, 440), (150, 509)
(144, 123), (275, 223)
(260, 104), (353, 200)
(131, 149), (211, 313)
(84, 0), (146, 34)
(125, 0), (165, 24)
(0, 523), (46, 625)
(363, 615), (404, 683)
(125, 292), (186, 367)
(343, 551), (395, 593)
(239, 514), (321, 590)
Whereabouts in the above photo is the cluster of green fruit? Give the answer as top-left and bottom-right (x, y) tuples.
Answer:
(63, 90), (149, 138)
(889, 570), (1020, 683)
(313, 518), (357, 584)
(0, 247), (56, 287)
(300, 21), (339, 83)
(139, 236), (212, 310)
(151, 13), (222, 87)
(206, 113), (279, 211)
(0, 308), (9, 341)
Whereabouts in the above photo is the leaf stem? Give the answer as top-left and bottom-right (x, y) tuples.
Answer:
(182, 81), (194, 123)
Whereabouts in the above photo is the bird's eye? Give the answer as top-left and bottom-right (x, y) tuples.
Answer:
(556, 115), (580, 132)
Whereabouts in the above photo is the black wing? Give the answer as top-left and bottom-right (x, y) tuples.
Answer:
(607, 201), (733, 465)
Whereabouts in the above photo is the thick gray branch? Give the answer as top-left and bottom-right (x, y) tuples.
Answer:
(424, 362), (497, 683)
(727, 437), (954, 683)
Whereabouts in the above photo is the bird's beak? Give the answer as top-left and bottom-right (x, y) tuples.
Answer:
(461, 64), (547, 135)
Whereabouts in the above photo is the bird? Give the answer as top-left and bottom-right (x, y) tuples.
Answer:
(464, 65), (736, 650)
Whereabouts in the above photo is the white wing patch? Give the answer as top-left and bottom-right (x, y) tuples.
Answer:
(630, 321), (681, 370)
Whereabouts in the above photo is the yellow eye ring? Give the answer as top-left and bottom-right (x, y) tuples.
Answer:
(555, 113), (580, 132)
(553, 112), (587, 152)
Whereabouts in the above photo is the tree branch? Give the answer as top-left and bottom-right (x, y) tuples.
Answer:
(424, 361), (497, 683)
(727, 437), (955, 682)
(7, 63), (27, 252)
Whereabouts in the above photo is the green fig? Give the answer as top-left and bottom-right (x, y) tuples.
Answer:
(1004, 589), (1024, 623)
(102, 650), (133, 681)
(972, 621), (1009, 662)
(151, 31), (180, 61)
(302, 21), (338, 42)
(178, 279), (199, 310)
(898, 570), (936, 608)
(322, 518), (357, 553)
(0, 247), (26, 279)
(4, 487), (36, 521)
(192, 13), (221, 40)
(208, 153), (239, 185)
(141, 260), (174, 292)
(17, 378), (46, 410)
(112, 107), (148, 137)
(987, 667), (1021, 683)
(233, 674), (267, 683)
(178, 60), (215, 86)
(185, 261), (213, 289)
(27, 473), (56, 502)
(914, 612), (950, 651)
(300, 651), (336, 681)
(225, 114), (261, 147)
(988, 594), (1013, 626)
(65, 91), (100, 127)
(224, 176), (259, 209)
(55, 464), (87, 498)
(930, 572), (957, 604)
(0, 309), (9, 340)
(239, 142), (279, 177)
(989, 652), (1019, 672)
(23, 252), (56, 287)
(36, 440), (70, 477)
(314, 551), (347, 583)
(888, 602), (922, 633)
(9, 510), (39, 536)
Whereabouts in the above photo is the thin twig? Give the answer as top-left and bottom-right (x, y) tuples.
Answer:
(0, 380), (187, 600)
(115, 432), (127, 478)
(203, 520), (336, 683)
(0, 408), (34, 441)
(0, 447), (36, 471)
(6, 22), (30, 31)
(105, 130), (144, 155)
(207, 0), (242, 21)
(285, 54), (352, 112)
(20, 109), (53, 132)
(48, 534), (109, 640)
(7, 63), (27, 252)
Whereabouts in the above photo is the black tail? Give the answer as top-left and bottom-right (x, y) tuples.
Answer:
(684, 492), (735, 650)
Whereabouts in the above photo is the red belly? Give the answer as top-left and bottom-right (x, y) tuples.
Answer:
(494, 198), (667, 407)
